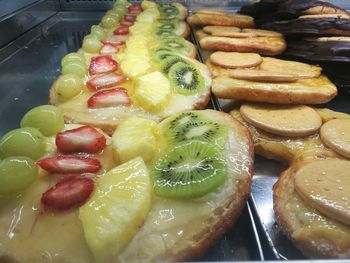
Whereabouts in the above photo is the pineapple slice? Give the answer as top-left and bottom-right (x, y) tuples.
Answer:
(134, 71), (171, 112)
(120, 55), (151, 78)
(79, 157), (151, 263)
(141, 0), (157, 9)
(136, 8), (159, 23)
(112, 118), (159, 163)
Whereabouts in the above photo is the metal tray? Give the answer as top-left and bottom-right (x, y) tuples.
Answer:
(191, 22), (350, 260)
(0, 11), (264, 262)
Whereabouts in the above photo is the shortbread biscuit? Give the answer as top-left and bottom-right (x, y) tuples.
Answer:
(210, 52), (262, 69)
(320, 119), (350, 159)
(240, 104), (322, 137)
(260, 57), (321, 79)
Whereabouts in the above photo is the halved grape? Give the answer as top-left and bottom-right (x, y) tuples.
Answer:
(113, 6), (127, 17)
(55, 73), (83, 101)
(0, 157), (38, 194)
(82, 34), (103, 53)
(61, 52), (86, 67)
(20, 105), (64, 136)
(91, 25), (107, 40)
(114, 0), (128, 7)
(61, 61), (87, 77)
(105, 10), (120, 20)
(101, 15), (118, 29)
(0, 128), (46, 160)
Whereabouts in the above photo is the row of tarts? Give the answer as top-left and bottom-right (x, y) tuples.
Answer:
(0, 1), (349, 262)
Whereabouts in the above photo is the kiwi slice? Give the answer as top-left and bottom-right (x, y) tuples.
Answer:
(159, 4), (179, 18)
(154, 50), (176, 62)
(153, 140), (227, 199)
(168, 62), (205, 95)
(159, 23), (176, 31)
(163, 111), (227, 147)
(158, 18), (179, 24)
(160, 55), (188, 74)
(156, 29), (177, 38)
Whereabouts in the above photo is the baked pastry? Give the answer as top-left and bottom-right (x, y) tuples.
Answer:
(0, 109), (254, 262)
(262, 14), (350, 36)
(187, 9), (255, 28)
(209, 53), (337, 104)
(286, 37), (350, 62)
(49, 1), (211, 134)
(197, 27), (286, 55)
(240, 0), (349, 24)
(230, 103), (350, 258)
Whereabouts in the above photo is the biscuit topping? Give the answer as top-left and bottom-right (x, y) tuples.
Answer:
(320, 119), (350, 159)
(240, 103), (322, 137)
(294, 159), (350, 226)
(210, 52), (262, 69)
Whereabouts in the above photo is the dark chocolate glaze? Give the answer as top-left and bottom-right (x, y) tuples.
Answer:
(240, 0), (349, 24)
(286, 39), (350, 62)
(262, 17), (350, 36)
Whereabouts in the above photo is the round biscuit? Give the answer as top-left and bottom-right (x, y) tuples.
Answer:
(294, 159), (350, 226)
(240, 103), (322, 137)
(320, 119), (350, 159)
(210, 52), (262, 69)
(260, 57), (322, 79)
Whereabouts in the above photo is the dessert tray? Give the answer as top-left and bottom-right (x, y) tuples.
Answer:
(0, 0), (349, 262)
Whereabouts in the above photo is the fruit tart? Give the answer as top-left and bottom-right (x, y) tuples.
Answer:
(0, 108), (253, 262)
(49, 1), (210, 134)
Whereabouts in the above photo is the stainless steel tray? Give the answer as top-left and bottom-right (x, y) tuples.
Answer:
(0, 11), (264, 262)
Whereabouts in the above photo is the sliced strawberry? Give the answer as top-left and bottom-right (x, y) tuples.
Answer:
(87, 72), (126, 91)
(89, 55), (118, 75)
(113, 26), (129, 35)
(37, 156), (101, 174)
(101, 40), (125, 47)
(87, 88), (131, 108)
(128, 4), (142, 12)
(128, 9), (142, 15)
(100, 44), (119, 55)
(124, 15), (136, 22)
(120, 19), (134, 27)
(56, 126), (106, 154)
(41, 176), (94, 210)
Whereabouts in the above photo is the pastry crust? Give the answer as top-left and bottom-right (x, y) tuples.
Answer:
(187, 12), (255, 28)
(212, 75), (337, 104)
(200, 36), (286, 55)
(230, 106), (350, 258)
(274, 165), (350, 259)
(167, 110), (254, 261)
(115, 110), (254, 262)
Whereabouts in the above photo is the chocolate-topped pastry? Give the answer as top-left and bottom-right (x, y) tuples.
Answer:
(241, 0), (349, 24)
(287, 37), (350, 62)
(262, 14), (350, 36)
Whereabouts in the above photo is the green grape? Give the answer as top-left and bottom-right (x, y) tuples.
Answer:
(0, 128), (46, 160)
(91, 25), (107, 40)
(55, 73), (83, 101)
(61, 52), (86, 67)
(20, 105), (64, 136)
(115, 0), (128, 7)
(105, 10), (120, 20)
(0, 157), (38, 194)
(61, 61), (87, 77)
(82, 34), (102, 53)
(113, 6), (126, 17)
(101, 15), (118, 29)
